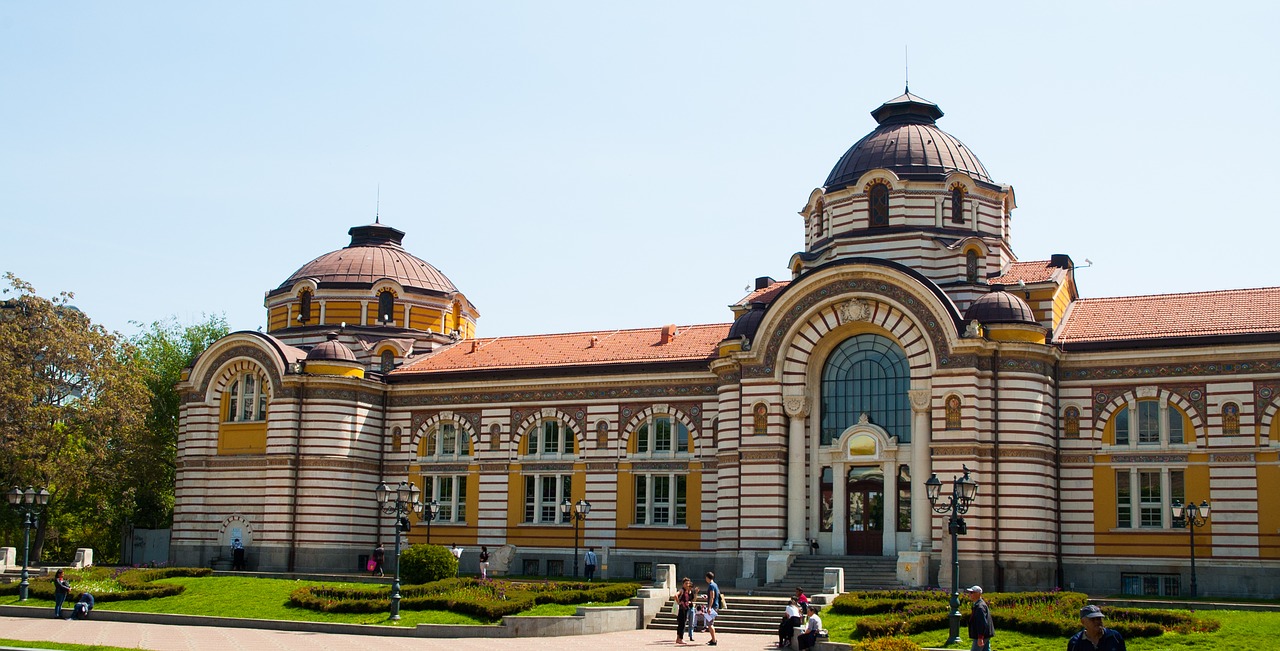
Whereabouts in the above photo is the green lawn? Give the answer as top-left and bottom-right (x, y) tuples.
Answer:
(0, 641), (141, 651)
(826, 608), (1280, 650)
(0, 576), (488, 626)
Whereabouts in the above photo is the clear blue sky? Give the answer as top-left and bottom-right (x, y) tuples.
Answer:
(3, 2), (1277, 338)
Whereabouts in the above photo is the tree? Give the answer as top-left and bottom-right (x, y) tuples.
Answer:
(126, 314), (229, 529)
(0, 273), (151, 561)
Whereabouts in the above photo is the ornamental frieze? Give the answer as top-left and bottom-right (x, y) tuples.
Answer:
(929, 446), (993, 459)
(1211, 453), (1256, 463)
(1110, 454), (1188, 464)
(631, 460), (692, 471)
(519, 462), (575, 472)
(302, 387), (383, 406)
(744, 276), (958, 378)
(586, 461), (618, 472)
(998, 447), (1056, 462)
(740, 449), (786, 462)
(1090, 384), (1206, 417)
(1060, 454), (1094, 464)
(390, 382), (718, 408)
(478, 463), (510, 473)
(416, 463), (471, 473)
(1064, 359), (1280, 382)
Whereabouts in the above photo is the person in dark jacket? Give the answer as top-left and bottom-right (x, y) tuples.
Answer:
(1068, 605), (1127, 651)
(965, 585), (994, 651)
(371, 543), (386, 577)
(71, 592), (94, 620)
(53, 569), (71, 618)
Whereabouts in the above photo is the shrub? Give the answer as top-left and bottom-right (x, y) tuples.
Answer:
(0, 566), (212, 601)
(399, 544), (457, 584)
(853, 637), (924, 651)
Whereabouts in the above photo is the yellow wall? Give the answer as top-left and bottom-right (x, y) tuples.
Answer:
(502, 465), (589, 548)
(409, 308), (444, 332)
(268, 306), (288, 331)
(1091, 461), (1212, 558)
(612, 466), (704, 550)
(323, 301), (362, 325)
(366, 303), (405, 325)
(1051, 283), (1073, 330)
(1259, 454), (1280, 560)
(218, 422), (267, 455)
(985, 327), (1046, 344)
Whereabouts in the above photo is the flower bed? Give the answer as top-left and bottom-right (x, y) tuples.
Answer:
(829, 590), (1218, 640)
(0, 566), (212, 601)
(288, 577), (640, 621)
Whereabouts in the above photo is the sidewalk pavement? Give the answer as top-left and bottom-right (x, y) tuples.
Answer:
(0, 616), (774, 651)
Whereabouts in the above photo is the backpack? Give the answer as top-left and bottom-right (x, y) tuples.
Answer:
(717, 591), (727, 611)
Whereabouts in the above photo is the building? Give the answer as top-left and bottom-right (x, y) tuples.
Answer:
(171, 90), (1280, 597)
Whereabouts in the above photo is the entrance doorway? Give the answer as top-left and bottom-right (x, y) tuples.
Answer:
(846, 467), (884, 555)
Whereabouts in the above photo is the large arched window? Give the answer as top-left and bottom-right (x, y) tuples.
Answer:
(869, 183), (889, 227)
(298, 290), (313, 323)
(820, 333), (911, 444)
(377, 290), (395, 324)
(224, 372), (268, 422)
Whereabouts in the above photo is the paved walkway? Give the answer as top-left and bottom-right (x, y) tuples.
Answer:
(0, 617), (774, 651)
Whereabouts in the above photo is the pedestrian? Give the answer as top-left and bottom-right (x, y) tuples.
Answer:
(584, 547), (598, 581)
(479, 545), (490, 580)
(70, 592), (94, 620)
(798, 604), (823, 650)
(676, 577), (695, 644)
(372, 542), (386, 577)
(688, 584), (702, 641)
(1068, 605), (1127, 651)
(965, 585), (994, 651)
(230, 537), (245, 571)
(776, 596), (802, 648)
(794, 586), (810, 609)
(703, 571), (721, 646)
(53, 569), (71, 619)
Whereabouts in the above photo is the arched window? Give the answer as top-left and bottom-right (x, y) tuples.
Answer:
(298, 290), (312, 323)
(869, 183), (889, 227)
(753, 402), (768, 435)
(945, 395), (962, 430)
(1064, 406), (1080, 437)
(813, 201), (825, 240)
(1222, 402), (1240, 435)
(951, 186), (965, 224)
(377, 290), (395, 324)
(632, 414), (691, 455)
(524, 419), (576, 458)
(224, 372), (267, 422)
(1113, 400), (1186, 445)
(422, 421), (470, 458)
(820, 334), (911, 444)
(380, 350), (395, 373)
(965, 250), (979, 283)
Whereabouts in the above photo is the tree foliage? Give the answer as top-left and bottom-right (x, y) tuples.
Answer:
(0, 273), (150, 561)
(127, 314), (228, 528)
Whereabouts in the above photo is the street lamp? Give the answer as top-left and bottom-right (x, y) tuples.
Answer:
(926, 466), (978, 647)
(374, 480), (420, 621)
(1171, 499), (1210, 598)
(560, 498), (591, 578)
(416, 499), (440, 544)
(6, 486), (50, 602)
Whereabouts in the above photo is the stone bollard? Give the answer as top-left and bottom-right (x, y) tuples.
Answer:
(822, 567), (844, 595)
(0, 547), (15, 572)
(72, 548), (94, 569)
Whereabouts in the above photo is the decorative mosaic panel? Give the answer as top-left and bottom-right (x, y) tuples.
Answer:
(1063, 359), (1280, 382)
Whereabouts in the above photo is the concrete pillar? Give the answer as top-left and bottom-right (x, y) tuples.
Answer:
(909, 389), (933, 551)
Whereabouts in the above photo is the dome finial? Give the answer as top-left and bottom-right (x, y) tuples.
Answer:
(375, 183), (381, 224)
(904, 45), (909, 94)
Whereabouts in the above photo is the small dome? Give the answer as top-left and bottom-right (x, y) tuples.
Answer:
(277, 222), (458, 296)
(306, 332), (358, 362)
(825, 91), (991, 191)
(727, 303), (768, 342)
(964, 288), (1038, 325)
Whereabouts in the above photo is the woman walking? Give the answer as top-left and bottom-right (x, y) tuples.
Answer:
(675, 577), (695, 644)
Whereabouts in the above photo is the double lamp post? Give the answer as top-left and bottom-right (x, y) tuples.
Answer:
(1172, 498), (1210, 598)
(926, 466), (979, 647)
(560, 497), (590, 578)
(7, 486), (50, 602)
(373, 480), (439, 621)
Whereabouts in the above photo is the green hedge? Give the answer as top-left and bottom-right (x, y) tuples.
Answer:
(838, 590), (1216, 641)
(0, 567), (212, 601)
(288, 578), (639, 620)
(399, 544), (457, 584)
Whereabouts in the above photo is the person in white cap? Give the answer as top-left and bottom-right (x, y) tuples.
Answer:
(1068, 605), (1126, 651)
(964, 585), (994, 651)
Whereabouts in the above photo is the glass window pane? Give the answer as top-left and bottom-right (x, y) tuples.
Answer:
(677, 422), (689, 453)
(456, 476), (467, 523)
(527, 425), (539, 455)
(820, 334), (911, 445)
(1138, 401), (1160, 444)
(676, 475), (687, 525)
(561, 475), (572, 523)
(1170, 470), (1184, 507)
(1139, 470), (1162, 527)
(541, 476), (558, 522)
(524, 476), (535, 523)
(635, 476), (647, 524)
(227, 380), (238, 422)
(653, 476), (670, 525)
(1115, 408), (1130, 445)
(655, 418), (672, 452)
(637, 423), (649, 453)
(442, 424), (456, 456)
(1116, 470), (1131, 528)
(1168, 409), (1184, 442)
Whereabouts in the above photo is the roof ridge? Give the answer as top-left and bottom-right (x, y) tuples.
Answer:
(470, 322), (735, 341)
(1075, 286), (1280, 302)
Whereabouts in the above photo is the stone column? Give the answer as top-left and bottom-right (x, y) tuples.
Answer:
(909, 389), (933, 551)
(783, 394), (810, 550)
(882, 458), (897, 555)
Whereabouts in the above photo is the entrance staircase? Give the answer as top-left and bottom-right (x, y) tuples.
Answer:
(647, 556), (904, 636)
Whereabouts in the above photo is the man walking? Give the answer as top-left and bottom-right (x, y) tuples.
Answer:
(584, 547), (598, 581)
(965, 586), (994, 651)
(704, 572), (721, 646)
(1068, 605), (1126, 651)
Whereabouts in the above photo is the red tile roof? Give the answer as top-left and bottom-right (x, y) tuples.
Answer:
(1056, 287), (1280, 345)
(735, 281), (791, 306)
(987, 260), (1061, 285)
(393, 323), (732, 374)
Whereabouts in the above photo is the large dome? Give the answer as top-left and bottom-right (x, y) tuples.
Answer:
(276, 222), (458, 295)
(824, 91), (991, 191)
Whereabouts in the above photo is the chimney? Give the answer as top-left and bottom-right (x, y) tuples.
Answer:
(660, 324), (677, 345)
(755, 276), (777, 290)
(1049, 254), (1073, 269)
(589, 336), (600, 348)
(470, 340), (480, 353)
